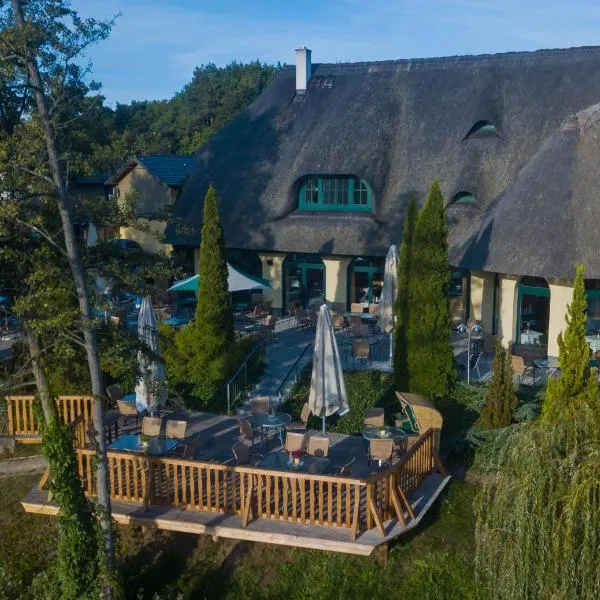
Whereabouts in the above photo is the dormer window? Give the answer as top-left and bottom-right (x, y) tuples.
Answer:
(464, 120), (499, 139)
(451, 192), (477, 206)
(299, 176), (373, 212)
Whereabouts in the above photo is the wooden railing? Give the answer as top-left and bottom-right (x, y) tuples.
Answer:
(71, 429), (443, 539)
(4, 395), (94, 440)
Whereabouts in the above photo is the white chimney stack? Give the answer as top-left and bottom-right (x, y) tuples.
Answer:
(295, 46), (312, 94)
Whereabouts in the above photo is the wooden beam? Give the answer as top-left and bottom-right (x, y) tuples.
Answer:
(350, 492), (360, 540)
(367, 497), (385, 537)
(396, 485), (415, 521)
(432, 450), (449, 477)
(37, 467), (50, 491)
(241, 487), (254, 528)
(389, 487), (406, 527)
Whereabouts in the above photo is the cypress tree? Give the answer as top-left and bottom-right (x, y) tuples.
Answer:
(479, 341), (516, 430)
(393, 195), (418, 391)
(194, 184), (234, 381)
(406, 181), (456, 399)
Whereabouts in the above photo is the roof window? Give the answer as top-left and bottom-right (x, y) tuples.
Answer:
(464, 120), (499, 139)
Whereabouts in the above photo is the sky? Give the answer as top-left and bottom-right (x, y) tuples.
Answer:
(71, 0), (600, 105)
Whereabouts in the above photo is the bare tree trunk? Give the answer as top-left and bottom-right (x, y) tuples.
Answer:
(24, 328), (56, 423)
(12, 2), (115, 596)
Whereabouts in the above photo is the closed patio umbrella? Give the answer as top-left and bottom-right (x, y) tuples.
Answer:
(135, 296), (167, 414)
(308, 304), (349, 435)
(379, 245), (398, 367)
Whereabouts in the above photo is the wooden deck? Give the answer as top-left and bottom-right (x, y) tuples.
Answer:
(22, 473), (450, 555)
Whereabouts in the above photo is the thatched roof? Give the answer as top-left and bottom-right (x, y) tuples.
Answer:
(167, 46), (600, 278)
(453, 102), (600, 279)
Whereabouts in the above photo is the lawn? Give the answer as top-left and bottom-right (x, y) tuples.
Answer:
(0, 473), (478, 600)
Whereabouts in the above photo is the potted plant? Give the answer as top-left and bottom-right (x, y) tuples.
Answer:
(379, 427), (387, 437)
(140, 434), (149, 448)
(291, 449), (302, 465)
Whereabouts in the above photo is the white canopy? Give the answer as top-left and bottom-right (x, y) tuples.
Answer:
(379, 245), (399, 367)
(134, 297), (167, 413)
(168, 263), (271, 293)
(308, 304), (349, 434)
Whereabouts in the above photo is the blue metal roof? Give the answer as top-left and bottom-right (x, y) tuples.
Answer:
(138, 155), (195, 187)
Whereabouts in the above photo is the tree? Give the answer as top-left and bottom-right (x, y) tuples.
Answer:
(394, 196), (418, 391)
(475, 264), (600, 599)
(479, 341), (517, 430)
(1, 2), (116, 595)
(406, 181), (456, 399)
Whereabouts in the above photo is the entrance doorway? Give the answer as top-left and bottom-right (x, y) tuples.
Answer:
(347, 258), (384, 308)
(283, 254), (325, 311)
(516, 277), (550, 350)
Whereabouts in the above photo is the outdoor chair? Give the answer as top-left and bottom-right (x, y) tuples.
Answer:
(337, 457), (356, 476)
(238, 419), (260, 448)
(232, 441), (263, 465)
(296, 310), (311, 328)
(116, 399), (140, 432)
(287, 403), (311, 432)
(170, 438), (199, 459)
(142, 416), (162, 437)
(332, 314), (346, 332)
(369, 438), (393, 468)
(251, 396), (271, 415)
(106, 384), (123, 406)
(368, 304), (378, 314)
(352, 340), (370, 367)
(285, 431), (306, 453)
(166, 419), (187, 440)
(511, 355), (533, 384)
(350, 302), (363, 314)
(364, 407), (385, 427)
(264, 315), (277, 341)
(309, 310), (319, 328)
(307, 435), (329, 457)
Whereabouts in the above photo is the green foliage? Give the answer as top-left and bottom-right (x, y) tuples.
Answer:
(478, 341), (517, 430)
(406, 182), (456, 399)
(475, 265), (600, 600)
(394, 195), (418, 391)
(38, 413), (101, 600)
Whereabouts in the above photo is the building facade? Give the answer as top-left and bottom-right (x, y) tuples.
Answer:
(166, 46), (600, 359)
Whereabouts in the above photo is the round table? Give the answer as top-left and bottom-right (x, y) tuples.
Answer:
(250, 412), (292, 447)
(532, 357), (560, 383)
(362, 425), (408, 442)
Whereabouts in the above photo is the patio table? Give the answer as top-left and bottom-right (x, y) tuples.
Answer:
(533, 357), (560, 383)
(108, 433), (179, 457)
(122, 393), (136, 403)
(362, 425), (408, 443)
(520, 330), (544, 345)
(344, 312), (376, 321)
(586, 335), (600, 353)
(250, 412), (292, 447)
(258, 452), (331, 474)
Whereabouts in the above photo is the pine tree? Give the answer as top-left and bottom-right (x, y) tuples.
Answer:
(393, 196), (418, 391)
(479, 341), (516, 430)
(193, 185), (234, 381)
(543, 263), (597, 423)
(406, 181), (456, 399)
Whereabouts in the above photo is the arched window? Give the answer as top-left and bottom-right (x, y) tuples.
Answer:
(463, 120), (499, 140)
(516, 277), (550, 349)
(299, 176), (373, 212)
(451, 192), (477, 206)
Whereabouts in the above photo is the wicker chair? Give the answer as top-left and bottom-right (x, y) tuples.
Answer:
(287, 403), (311, 431)
(307, 435), (329, 457)
(364, 407), (384, 427)
(238, 419), (260, 448)
(352, 340), (370, 367)
(511, 354), (533, 384)
(251, 396), (271, 415)
(369, 438), (393, 467)
(368, 304), (378, 314)
(116, 399), (139, 432)
(285, 431), (306, 453)
(142, 416), (162, 437)
(166, 419), (187, 440)
(332, 314), (346, 332)
(350, 302), (364, 314)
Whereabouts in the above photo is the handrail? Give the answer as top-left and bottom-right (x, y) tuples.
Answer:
(225, 338), (265, 414)
(276, 341), (313, 402)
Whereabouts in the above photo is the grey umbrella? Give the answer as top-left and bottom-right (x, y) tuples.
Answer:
(308, 304), (349, 435)
(134, 296), (167, 414)
(378, 245), (399, 367)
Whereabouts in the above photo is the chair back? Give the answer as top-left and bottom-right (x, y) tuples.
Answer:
(332, 315), (345, 330)
(483, 334), (497, 353)
(511, 354), (525, 376)
(364, 407), (384, 427)
(307, 435), (329, 457)
(238, 419), (254, 442)
(117, 399), (137, 416)
(106, 384), (123, 404)
(300, 402), (311, 425)
(142, 416), (162, 437)
(369, 438), (393, 462)
(350, 303), (363, 314)
(352, 340), (370, 359)
(232, 441), (250, 464)
(252, 396), (271, 415)
(166, 420), (187, 440)
(368, 304), (378, 314)
(285, 431), (306, 453)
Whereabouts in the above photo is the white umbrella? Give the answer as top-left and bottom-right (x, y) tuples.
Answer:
(308, 304), (349, 435)
(135, 297), (167, 414)
(86, 223), (98, 247)
(378, 245), (399, 367)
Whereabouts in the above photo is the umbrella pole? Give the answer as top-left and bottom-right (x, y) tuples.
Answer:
(322, 416), (326, 436)
(389, 332), (393, 368)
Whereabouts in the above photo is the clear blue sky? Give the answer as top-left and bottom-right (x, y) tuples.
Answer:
(71, 0), (600, 105)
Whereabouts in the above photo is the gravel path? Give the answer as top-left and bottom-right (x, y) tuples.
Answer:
(0, 455), (47, 477)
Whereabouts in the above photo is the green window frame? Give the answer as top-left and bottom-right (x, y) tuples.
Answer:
(299, 176), (373, 212)
(451, 192), (477, 205)
(464, 120), (499, 139)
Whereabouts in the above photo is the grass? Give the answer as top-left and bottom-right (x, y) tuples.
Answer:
(0, 471), (477, 599)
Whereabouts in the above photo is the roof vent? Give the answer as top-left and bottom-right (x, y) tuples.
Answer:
(295, 46), (312, 95)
